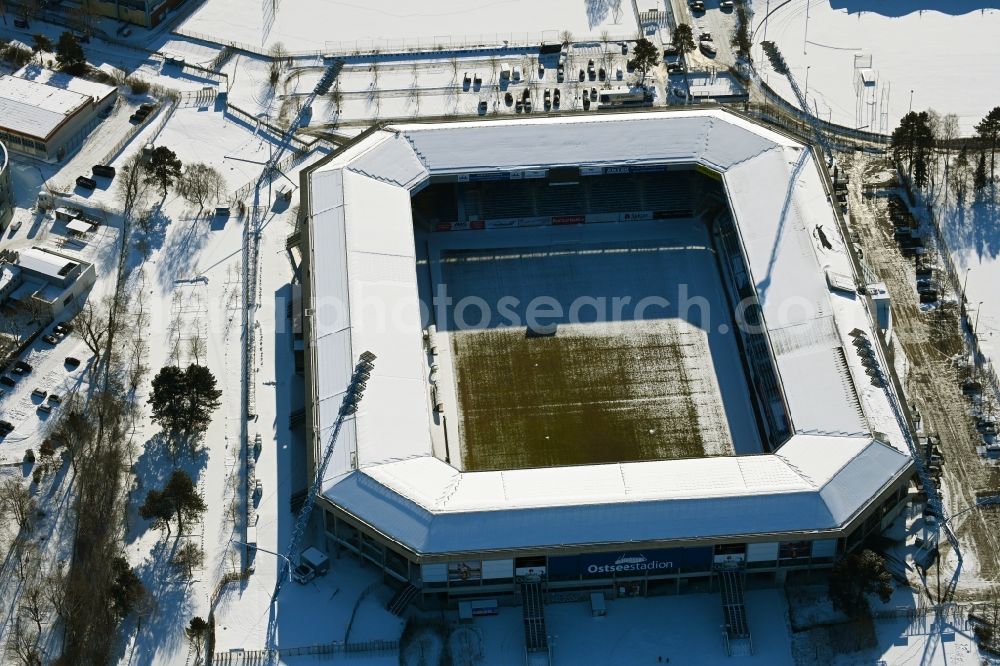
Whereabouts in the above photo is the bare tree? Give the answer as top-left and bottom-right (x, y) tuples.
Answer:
(449, 56), (460, 84)
(369, 52), (381, 88)
(5, 616), (41, 666)
(173, 542), (204, 579)
(267, 42), (288, 88)
(177, 163), (226, 214)
(560, 30), (574, 46)
(20, 580), (48, 636)
(187, 328), (206, 366)
(0, 480), (37, 534)
(78, 296), (112, 368)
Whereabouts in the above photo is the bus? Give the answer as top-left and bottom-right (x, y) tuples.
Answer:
(597, 86), (652, 108)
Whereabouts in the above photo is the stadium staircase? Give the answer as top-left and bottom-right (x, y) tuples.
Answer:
(520, 581), (550, 658)
(718, 567), (754, 656)
(386, 583), (419, 616)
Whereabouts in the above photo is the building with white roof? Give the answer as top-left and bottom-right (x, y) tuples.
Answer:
(298, 110), (914, 607)
(0, 246), (96, 318)
(0, 72), (117, 162)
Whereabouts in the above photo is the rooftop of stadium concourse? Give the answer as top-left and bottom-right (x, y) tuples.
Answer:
(302, 109), (912, 554)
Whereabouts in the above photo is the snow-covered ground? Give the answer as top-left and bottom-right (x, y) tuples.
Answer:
(182, 0), (639, 53)
(751, 0), (1000, 134)
(931, 173), (1000, 397)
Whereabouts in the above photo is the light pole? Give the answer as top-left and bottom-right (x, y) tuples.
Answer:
(804, 66), (810, 106)
(804, 0), (810, 54)
(961, 267), (971, 306)
(909, 89), (914, 113)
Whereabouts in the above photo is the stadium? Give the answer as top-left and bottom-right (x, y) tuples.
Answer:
(298, 109), (914, 621)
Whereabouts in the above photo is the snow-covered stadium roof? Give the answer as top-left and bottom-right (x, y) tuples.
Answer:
(304, 110), (913, 556)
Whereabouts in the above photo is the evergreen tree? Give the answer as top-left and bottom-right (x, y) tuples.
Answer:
(974, 106), (1000, 183)
(163, 470), (206, 534)
(144, 146), (183, 196)
(974, 150), (988, 192)
(672, 24), (696, 65)
(148, 364), (222, 445)
(181, 364), (223, 437)
(109, 557), (145, 621)
(55, 31), (86, 75)
(891, 111), (934, 186)
(31, 34), (53, 64)
(828, 549), (893, 618)
(148, 365), (187, 440)
(629, 38), (660, 84)
(138, 488), (174, 535)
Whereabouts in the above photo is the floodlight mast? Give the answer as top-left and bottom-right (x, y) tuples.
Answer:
(274, 352), (376, 598)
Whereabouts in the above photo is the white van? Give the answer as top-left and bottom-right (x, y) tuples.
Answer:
(500, 63), (511, 79)
(512, 65), (522, 81)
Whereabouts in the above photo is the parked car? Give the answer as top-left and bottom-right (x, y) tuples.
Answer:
(579, 68), (586, 82)
(76, 176), (97, 190)
(472, 72), (482, 89)
(0, 376), (16, 387)
(587, 60), (596, 80)
(92, 164), (116, 179)
(557, 64), (565, 82)
(598, 67), (606, 81)
(553, 88), (561, 106)
(538, 63), (545, 78)
(462, 72), (471, 89)
(477, 100), (488, 114)
(700, 32), (713, 42)
(0, 420), (14, 437)
(505, 91), (513, 105)
(621, 42), (629, 55)
(721, 0), (734, 9)
(13, 361), (32, 374)
(48, 394), (62, 405)
(543, 89), (551, 109)
(42, 334), (59, 345)
(699, 41), (717, 56)
(31, 388), (47, 400)
(65, 357), (81, 369)
(54, 322), (73, 335)
(663, 43), (679, 56)
(37, 403), (52, 415)
(515, 99), (523, 113)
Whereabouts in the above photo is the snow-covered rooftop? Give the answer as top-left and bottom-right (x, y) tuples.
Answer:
(304, 109), (913, 555)
(0, 73), (112, 140)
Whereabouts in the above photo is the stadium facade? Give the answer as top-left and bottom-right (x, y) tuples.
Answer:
(298, 109), (914, 605)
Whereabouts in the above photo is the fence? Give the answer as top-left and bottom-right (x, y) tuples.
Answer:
(749, 66), (892, 147)
(173, 26), (573, 59)
(225, 103), (311, 151)
(212, 639), (399, 664)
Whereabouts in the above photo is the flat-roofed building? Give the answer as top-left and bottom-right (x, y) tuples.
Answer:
(0, 71), (117, 162)
(0, 246), (96, 318)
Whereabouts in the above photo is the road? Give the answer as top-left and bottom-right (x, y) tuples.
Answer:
(845, 152), (1000, 595)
